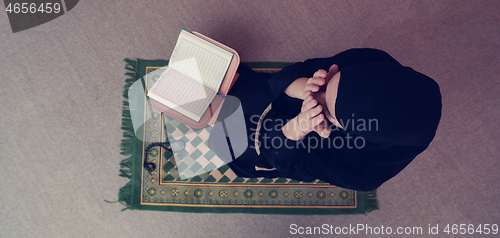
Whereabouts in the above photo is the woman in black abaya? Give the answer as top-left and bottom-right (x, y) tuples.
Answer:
(219, 48), (441, 191)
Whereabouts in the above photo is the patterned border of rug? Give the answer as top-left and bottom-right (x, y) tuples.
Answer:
(117, 59), (377, 214)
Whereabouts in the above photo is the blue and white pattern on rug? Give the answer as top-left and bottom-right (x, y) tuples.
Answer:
(164, 116), (228, 180)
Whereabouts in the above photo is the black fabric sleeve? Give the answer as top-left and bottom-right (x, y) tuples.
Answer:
(259, 116), (317, 182)
(256, 92), (316, 181)
(267, 48), (401, 98)
(262, 124), (423, 191)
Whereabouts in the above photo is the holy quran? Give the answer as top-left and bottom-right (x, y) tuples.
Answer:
(148, 29), (240, 128)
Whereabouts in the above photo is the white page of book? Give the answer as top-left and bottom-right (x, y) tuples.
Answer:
(169, 29), (233, 92)
(149, 68), (216, 118)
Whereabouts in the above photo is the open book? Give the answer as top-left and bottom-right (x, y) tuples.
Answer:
(148, 29), (240, 128)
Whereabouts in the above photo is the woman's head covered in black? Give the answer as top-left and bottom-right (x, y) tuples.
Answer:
(327, 62), (442, 150)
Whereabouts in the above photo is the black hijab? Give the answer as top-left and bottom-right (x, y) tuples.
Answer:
(334, 62), (442, 150)
(304, 61), (442, 190)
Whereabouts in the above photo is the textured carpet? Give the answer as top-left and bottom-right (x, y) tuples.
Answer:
(1, 0), (499, 237)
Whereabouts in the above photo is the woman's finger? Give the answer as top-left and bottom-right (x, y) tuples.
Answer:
(297, 112), (323, 133)
(301, 95), (311, 109)
(298, 104), (325, 132)
(312, 113), (325, 126)
(313, 69), (328, 78)
(308, 112), (324, 129)
(305, 77), (327, 92)
(307, 77), (326, 87)
(302, 97), (318, 112)
(304, 84), (320, 92)
(302, 89), (312, 99)
(301, 94), (313, 107)
(304, 104), (323, 120)
(314, 119), (331, 138)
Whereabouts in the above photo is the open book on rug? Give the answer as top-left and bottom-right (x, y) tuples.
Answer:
(148, 29), (240, 128)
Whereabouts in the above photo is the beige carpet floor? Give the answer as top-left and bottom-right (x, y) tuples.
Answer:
(0, 0), (499, 237)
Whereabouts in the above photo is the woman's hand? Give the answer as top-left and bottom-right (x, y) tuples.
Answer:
(296, 94), (325, 135)
(311, 91), (332, 138)
(282, 64), (338, 140)
(301, 64), (338, 138)
(282, 94), (325, 141)
(303, 64), (338, 98)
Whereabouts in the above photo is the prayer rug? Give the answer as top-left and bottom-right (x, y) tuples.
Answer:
(117, 59), (378, 214)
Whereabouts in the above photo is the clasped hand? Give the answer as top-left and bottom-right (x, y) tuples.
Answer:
(296, 64), (339, 138)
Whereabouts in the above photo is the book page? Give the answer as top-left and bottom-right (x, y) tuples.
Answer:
(169, 29), (234, 92)
(149, 68), (216, 119)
